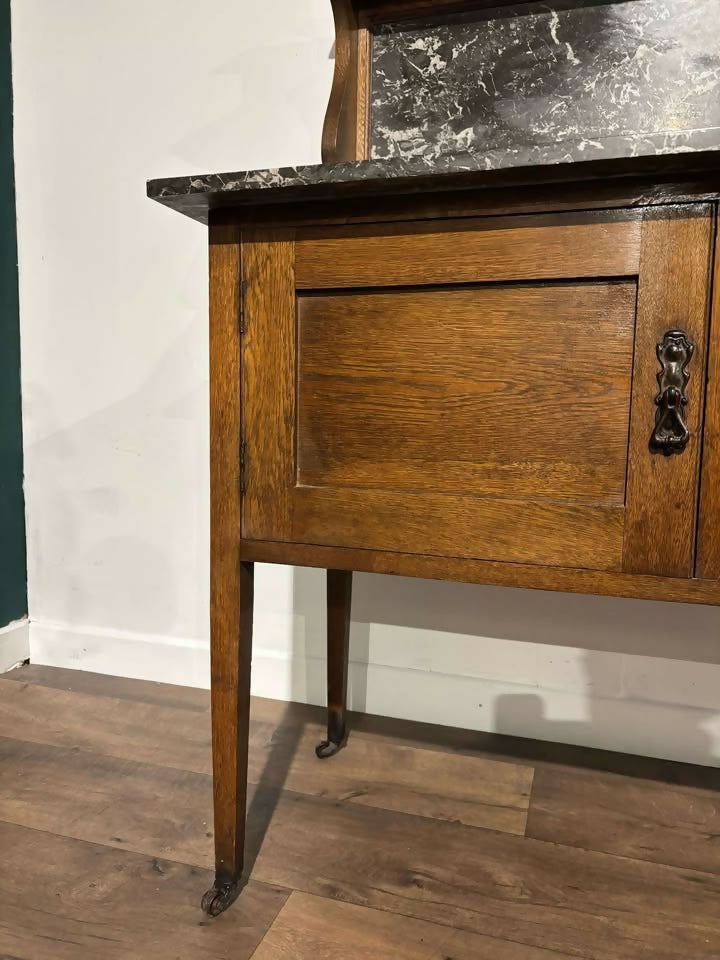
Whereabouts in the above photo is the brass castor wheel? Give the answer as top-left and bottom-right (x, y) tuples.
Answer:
(201, 881), (239, 917)
(315, 738), (343, 759)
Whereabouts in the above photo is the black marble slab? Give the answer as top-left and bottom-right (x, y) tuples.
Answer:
(371, 0), (720, 161)
(148, 132), (720, 223)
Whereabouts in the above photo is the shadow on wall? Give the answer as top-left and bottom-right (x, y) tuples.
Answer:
(288, 566), (720, 768)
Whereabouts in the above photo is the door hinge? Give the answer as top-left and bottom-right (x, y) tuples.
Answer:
(239, 438), (247, 494)
(239, 279), (247, 334)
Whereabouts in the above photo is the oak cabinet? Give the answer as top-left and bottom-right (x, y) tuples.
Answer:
(148, 0), (720, 914)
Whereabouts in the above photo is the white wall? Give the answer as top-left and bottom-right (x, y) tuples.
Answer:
(11, 0), (720, 767)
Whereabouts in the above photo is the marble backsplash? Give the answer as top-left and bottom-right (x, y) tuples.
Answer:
(371, 0), (720, 160)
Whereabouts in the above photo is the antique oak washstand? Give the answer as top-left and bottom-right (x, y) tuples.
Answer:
(148, 0), (720, 915)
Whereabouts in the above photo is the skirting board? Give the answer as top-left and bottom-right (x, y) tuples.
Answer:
(29, 618), (720, 768)
(0, 618), (30, 673)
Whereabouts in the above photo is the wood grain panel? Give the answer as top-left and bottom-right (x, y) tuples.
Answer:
(240, 537), (720, 606)
(623, 205), (713, 577)
(242, 230), (296, 540)
(252, 891), (575, 960)
(295, 212), (641, 288)
(527, 765), (720, 877)
(0, 821), (287, 960)
(290, 486), (624, 569)
(695, 216), (720, 578)
(298, 281), (635, 502)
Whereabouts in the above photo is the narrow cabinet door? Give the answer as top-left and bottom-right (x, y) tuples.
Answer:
(241, 206), (713, 576)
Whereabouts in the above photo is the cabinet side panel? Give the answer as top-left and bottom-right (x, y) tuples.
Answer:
(623, 205), (714, 578)
(242, 232), (296, 540)
(695, 209), (720, 578)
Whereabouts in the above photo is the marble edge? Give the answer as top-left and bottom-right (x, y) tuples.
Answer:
(147, 129), (720, 223)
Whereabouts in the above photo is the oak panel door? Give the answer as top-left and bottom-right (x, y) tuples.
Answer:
(241, 207), (713, 574)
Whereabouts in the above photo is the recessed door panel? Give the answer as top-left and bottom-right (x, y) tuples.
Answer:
(297, 281), (636, 504)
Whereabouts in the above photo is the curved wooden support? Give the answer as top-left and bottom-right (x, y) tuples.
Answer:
(322, 0), (370, 163)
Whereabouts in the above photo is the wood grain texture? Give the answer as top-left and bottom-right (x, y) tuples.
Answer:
(252, 891), (578, 960)
(6, 666), (720, 960)
(297, 730), (533, 833)
(209, 220), (252, 887)
(2, 663), (211, 711)
(239, 537), (720, 605)
(295, 212), (642, 288)
(0, 821), (288, 960)
(242, 230), (296, 541)
(321, 0), (370, 163)
(0, 734), (215, 866)
(13, 663), (718, 786)
(355, 15), (371, 158)
(0, 677), (212, 773)
(0, 677), (532, 834)
(298, 281), (636, 502)
(695, 217), (720, 578)
(623, 205), (713, 577)
(3, 731), (720, 960)
(527, 765), (720, 877)
(322, 568), (353, 751)
(290, 486), (624, 568)
(249, 790), (720, 960)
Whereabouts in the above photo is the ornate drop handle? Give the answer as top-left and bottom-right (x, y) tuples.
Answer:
(649, 329), (694, 456)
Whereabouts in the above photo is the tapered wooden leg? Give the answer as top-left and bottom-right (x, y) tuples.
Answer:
(202, 560), (254, 916)
(202, 220), (250, 917)
(316, 569), (353, 759)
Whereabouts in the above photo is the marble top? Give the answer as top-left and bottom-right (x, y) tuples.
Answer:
(370, 0), (720, 161)
(147, 129), (720, 223)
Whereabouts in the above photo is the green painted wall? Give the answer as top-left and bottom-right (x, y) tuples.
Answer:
(0, 0), (26, 627)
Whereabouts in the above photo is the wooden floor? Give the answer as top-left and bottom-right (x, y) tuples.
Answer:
(2, 667), (720, 959)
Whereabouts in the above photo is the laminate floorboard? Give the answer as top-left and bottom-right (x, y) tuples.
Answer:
(251, 891), (582, 960)
(1, 664), (719, 960)
(527, 763), (720, 875)
(0, 677), (532, 832)
(0, 820), (288, 960)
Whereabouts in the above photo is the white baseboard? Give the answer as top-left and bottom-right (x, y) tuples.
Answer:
(0, 618), (30, 672)
(28, 617), (720, 767)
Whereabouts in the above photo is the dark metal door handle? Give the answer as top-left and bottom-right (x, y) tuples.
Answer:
(649, 329), (694, 456)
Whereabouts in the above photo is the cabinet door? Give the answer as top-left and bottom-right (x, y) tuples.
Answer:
(241, 206), (713, 576)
